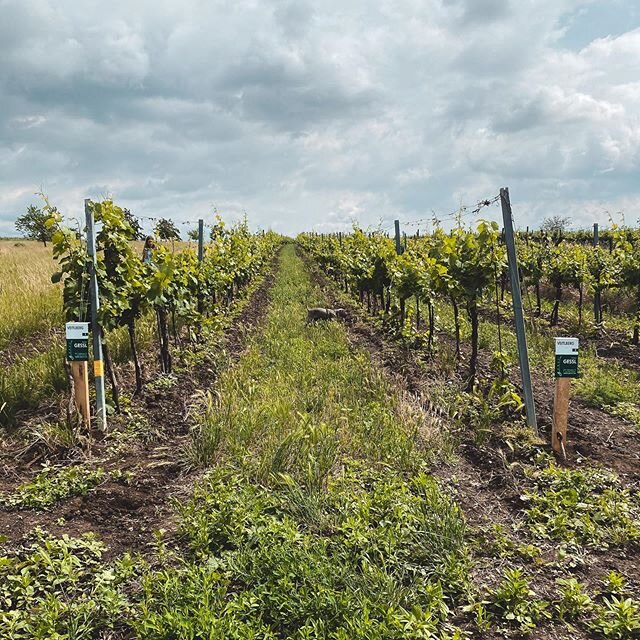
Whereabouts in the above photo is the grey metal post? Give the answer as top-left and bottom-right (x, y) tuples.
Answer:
(198, 219), (204, 262)
(85, 199), (107, 432)
(197, 218), (205, 315)
(500, 188), (537, 433)
(394, 220), (402, 255)
(593, 223), (600, 323)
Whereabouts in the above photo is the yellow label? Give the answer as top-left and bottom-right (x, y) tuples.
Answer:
(94, 360), (104, 377)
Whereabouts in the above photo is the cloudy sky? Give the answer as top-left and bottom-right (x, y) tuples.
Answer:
(1, 0), (639, 236)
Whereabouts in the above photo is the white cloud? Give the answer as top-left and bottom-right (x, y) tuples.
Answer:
(0, 0), (639, 236)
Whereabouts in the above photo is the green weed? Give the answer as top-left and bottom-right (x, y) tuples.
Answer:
(555, 577), (593, 620)
(138, 462), (471, 638)
(0, 529), (132, 639)
(522, 463), (640, 548)
(0, 463), (107, 509)
(484, 568), (550, 634)
(590, 596), (640, 639)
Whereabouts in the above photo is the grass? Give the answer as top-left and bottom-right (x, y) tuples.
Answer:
(0, 244), (472, 638)
(139, 244), (470, 637)
(185, 244), (446, 476)
(0, 345), (68, 427)
(0, 240), (62, 350)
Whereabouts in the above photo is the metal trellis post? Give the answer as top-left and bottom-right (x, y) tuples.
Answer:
(394, 220), (402, 255)
(500, 188), (537, 434)
(198, 219), (204, 262)
(85, 199), (107, 432)
(593, 223), (600, 324)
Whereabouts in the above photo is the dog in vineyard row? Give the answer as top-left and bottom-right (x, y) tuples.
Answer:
(306, 307), (348, 323)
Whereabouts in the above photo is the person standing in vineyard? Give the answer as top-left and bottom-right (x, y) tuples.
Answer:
(142, 236), (155, 264)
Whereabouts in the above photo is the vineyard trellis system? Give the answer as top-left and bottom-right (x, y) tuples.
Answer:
(299, 209), (640, 391)
(46, 199), (280, 420)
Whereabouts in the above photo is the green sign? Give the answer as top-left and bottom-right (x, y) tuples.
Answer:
(67, 339), (89, 361)
(555, 354), (578, 378)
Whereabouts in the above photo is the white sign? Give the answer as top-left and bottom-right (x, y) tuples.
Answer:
(65, 322), (89, 340)
(555, 337), (579, 356)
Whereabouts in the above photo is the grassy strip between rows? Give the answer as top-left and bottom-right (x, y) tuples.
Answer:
(2, 245), (640, 639)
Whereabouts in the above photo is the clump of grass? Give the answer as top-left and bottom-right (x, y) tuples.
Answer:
(0, 346), (68, 426)
(0, 463), (107, 509)
(575, 358), (639, 408)
(522, 463), (640, 548)
(186, 245), (446, 477)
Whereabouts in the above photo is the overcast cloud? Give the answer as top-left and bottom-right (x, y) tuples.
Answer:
(1, 0), (639, 235)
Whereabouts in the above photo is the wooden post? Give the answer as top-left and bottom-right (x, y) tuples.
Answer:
(552, 378), (571, 457)
(71, 361), (91, 426)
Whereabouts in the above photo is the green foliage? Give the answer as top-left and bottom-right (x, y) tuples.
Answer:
(484, 568), (550, 634)
(0, 463), (107, 509)
(154, 217), (181, 241)
(590, 596), (640, 639)
(522, 463), (640, 547)
(555, 577), (593, 620)
(602, 571), (628, 597)
(123, 208), (145, 240)
(134, 463), (470, 638)
(15, 204), (55, 246)
(47, 198), (280, 390)
(0, 530), (132, 639)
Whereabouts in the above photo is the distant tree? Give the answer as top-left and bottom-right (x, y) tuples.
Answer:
(155, 218), (181, 242)
(187, 228), (199, 241)
(15, 205), (55, 246)
(123, 209), (145, 240)
(541, 215), (572, 235)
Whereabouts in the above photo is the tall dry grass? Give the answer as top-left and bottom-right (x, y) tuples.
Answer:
(0, 240), (62, 349)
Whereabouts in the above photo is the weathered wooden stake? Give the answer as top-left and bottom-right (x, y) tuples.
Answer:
(71, 361), (91, 426)
(552, 377), (571, 458)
